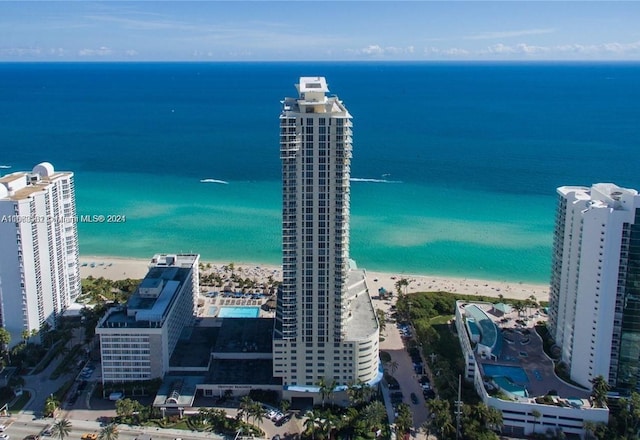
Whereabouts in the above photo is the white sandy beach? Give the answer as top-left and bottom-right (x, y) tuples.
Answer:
(79, 255), (549, 302)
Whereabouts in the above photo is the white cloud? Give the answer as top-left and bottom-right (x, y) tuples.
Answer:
(353, 44), (416, 57)
(480, 40), (640, 58)
(124, 50), (138, 57)
(0, 47), (42, 56)
(78, 46), (113, 57)
(49, 48), (66, 56)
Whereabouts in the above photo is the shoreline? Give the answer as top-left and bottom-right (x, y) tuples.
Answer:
(79, 255), (549, 302)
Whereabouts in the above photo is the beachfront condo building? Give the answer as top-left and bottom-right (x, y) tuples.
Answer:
(96, 253), (200, 383)
(273, 77), (381, 406)
(0, 162), (80, 348)
(548, 183), (640, 390)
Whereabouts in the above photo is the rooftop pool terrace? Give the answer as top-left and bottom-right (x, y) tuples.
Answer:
(218, 306), (260, 318)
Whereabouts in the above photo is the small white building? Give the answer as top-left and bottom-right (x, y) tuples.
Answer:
(97, 254), (199, 383)
(0, 162), (80, 347)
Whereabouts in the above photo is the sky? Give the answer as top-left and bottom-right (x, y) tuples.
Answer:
(1, 1), (640, 62)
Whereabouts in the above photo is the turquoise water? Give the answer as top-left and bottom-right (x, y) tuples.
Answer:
(483, 364), (530, 384)
(218, 307), (260, 318)
(2, 62), (639, 284)
(492, 376), (528, 397)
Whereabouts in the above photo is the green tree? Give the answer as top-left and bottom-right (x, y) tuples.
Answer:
(317, 377), (330, 408)
(361, 400), (387, 430)
(427, 398), (455, 439)
(115, 398), (141, 420)
(304, 410), (318, 440)
(238, 395), (253, 425)
(376, 308), (386, 333)
(52, 419), (72, 440)
(280, 399), (291, 413)
(394, 403), (413, 435)
(531, 409), (542, 433)
(0, 327), (11, 362)
(590, 375), (609, 408)
(98, 424), (119, 440)
(44, 394), (60, 418)
(250, 401), (264, 431)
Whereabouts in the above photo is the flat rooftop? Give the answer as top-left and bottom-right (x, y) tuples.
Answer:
(343, 269), (379, 341)
(0, 171), (72, 201)
(99, 258), (194, 329)
(169, 317), (276, 370)
(458, 301), (590, 403)
(207, 358), (281, 386)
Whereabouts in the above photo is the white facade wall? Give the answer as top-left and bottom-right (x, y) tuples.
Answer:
(273, 77), (379, 397)
(97, 254), (199, 383)
(0, 163), (79, 347)
(549, 184), (640, 389)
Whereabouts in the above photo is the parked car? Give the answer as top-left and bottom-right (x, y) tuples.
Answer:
(410, 392), (419, 405)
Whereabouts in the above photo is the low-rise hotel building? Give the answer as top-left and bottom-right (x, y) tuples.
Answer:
(0, 162), (80, 347)
(97, 253), (199, 383)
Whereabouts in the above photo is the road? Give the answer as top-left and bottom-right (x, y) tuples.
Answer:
(1, 413), (225, 440)
(373, 296), (431, 439)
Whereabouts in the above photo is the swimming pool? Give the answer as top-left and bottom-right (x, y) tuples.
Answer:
(218, 306), (260, 318)
(483, 364), (529, 384)
(493, 376), (528, 398)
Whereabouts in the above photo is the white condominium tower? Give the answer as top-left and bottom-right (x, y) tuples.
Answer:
(273, 77), (380, 405)
(0, 162), (80, 347)
(549, 183), (640, 390)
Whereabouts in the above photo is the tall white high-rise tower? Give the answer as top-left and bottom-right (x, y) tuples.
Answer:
(273, 77), (380, 405)
(0, 162), (80, 347)
(549, 183), (640, 390)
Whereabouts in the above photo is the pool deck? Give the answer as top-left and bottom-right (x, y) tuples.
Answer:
(198, 291), (275, 318)
(464, 303), (590, 401)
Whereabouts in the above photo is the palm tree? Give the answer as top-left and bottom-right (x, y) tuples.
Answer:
(250, 401), (264, 430)
(362, 401), (387, 430)
(531, 409), (542, 433)
(394, 403), (413, 435)
(318, 414), (336, 440)
(52, 419), (72, 440)
(0, 328), (11, 364)
(98, 424), (119, 440)
(376, 308), (386, 333)
(325, 379), (337, 407)
(44, 395), (60, 418)
(303, 410), (318, 440)
(238, 395), (253, 424)
(427, 399), (455, 438)
(317, 378), (329, 408)
(590, 375), (610, 408)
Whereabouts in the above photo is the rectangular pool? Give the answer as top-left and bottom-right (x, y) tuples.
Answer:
(218, 306), (260, 318)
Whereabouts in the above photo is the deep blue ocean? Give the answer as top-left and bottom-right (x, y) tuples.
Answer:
(1, 62), (639, 283)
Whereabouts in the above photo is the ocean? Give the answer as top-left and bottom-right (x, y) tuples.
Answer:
(1, 62), (639, 283)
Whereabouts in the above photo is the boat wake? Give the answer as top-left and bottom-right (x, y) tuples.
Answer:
(0, 165), (11, 169)
(350, 177), (402, 184)
(200, 178), (229, 185)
